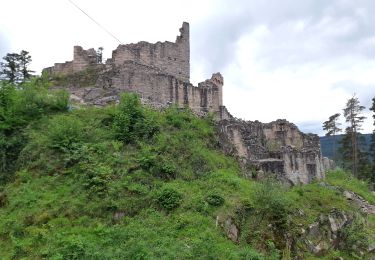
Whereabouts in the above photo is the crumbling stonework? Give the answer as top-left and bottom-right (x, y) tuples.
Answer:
(43, 22), (327, 184)
(109, 22), (189, 82)
(43, 46), (97, 75)
(219, 117), (325, 184)
(44, 22), (222, 116)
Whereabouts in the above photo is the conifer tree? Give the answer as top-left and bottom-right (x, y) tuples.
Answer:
(342, 94), (366, 177)
(369, 97), (375, 182)
(323, 113), (342, 159)
(0, 50), (33, 83)
(19, 50), (34, 81)
(0, 53), (21, 83)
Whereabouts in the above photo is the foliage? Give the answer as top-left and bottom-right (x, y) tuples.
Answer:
(0, 88), (374, 259)
(253, 179), (292, 230)
(205, 192), (225, 206)
(323, 113), (342, 159)
(340, 214), (370, 257)
(0, 78), (68, 182)
(339, 128), (370, 180)
(342, 94), (367, 177)
(0, 50), (33, 83)
(326, 169), (375, 204)
(370, 97), (375, 183)
(156, 187), (183, 211)
(112, 92), (158, 143)
(323, 113), (342, 136)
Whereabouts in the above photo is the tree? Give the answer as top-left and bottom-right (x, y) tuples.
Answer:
(0, 53), (21, 83)
(339, 127), (370, 179)
(96, 47), (103, 64)
(369, 97), (375, 182)
(342, 94), (366, 177)
(323, 113), (342, 160)
(19, 50), (34, 81)
(0, 50), (33, 83)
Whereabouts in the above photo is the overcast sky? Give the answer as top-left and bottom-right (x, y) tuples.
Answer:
(1, 0), (374, 135)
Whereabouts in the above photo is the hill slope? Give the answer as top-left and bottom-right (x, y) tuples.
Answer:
(0, 80), (374, 259)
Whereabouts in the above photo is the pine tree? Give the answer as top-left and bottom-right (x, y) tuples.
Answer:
(0, 53), (21, 83)
(342, 94), (366, 177)
(369, 97), (375, 182)
(19, 50), (34, 81)
(0, 50), (33, 83)
(323, 113), (342, 160)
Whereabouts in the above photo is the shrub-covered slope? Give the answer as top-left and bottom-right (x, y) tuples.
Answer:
(0, 79), (374, 259)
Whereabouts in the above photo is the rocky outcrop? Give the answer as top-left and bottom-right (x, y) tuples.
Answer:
(343, 190), (375, 214)
(303, 208), (374, 257)
(219, 117), (325, 184)
(304, 209), (349, 255)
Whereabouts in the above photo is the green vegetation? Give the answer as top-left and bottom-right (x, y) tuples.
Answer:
(0, 77), (374, 259)
(322, 94), (375, 183)
(0, 50), (33, 83)
(50, 66), (102, 88)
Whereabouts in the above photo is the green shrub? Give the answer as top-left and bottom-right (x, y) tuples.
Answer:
(340, 214), (370, 257)
(80, 162), (113, 197)
(157, 188), (183, 211)
(266, 240), (281, 260)
(47, 115), (85, 152)
(53, 235), (94, 259)
(205, 193), (225, 207)
(238, 246), (264, 260)
(112, 93), (158, 143)
(164, 106), (192, 129)
(0, 79), (69, 182)
(253, 179), (291, 230)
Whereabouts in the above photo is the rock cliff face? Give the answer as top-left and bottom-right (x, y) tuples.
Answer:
(219, 114), (325, 184)
(43, 22), (328, 184)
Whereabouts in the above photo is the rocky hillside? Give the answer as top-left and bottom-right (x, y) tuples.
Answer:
(0, 78), (374, 259)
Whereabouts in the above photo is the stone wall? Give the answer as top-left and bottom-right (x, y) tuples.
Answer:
(43, 46), (97, 75)
(219, 118), (325, 184)
(65, 61), (223, 116)
(109, 22), (190, 82)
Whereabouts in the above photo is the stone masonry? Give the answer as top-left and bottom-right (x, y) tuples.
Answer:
(218, 116), (325, 184)
(43, 22), (222, 116)
(43, 22), (327, 184)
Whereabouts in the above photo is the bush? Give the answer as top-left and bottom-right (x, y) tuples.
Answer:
(0, 79), (69, 182)
(205, 193), (225, 207)
(238, 246), (264, 260)
(47, 115), (85, 152)
(112, 93), (158, 143)
(157, 188), (183, 211)
(253, 179), (291, 230)
(164, 106), (192, 129)
(340, 214), (370, 257)
(80, 162), (113, 197)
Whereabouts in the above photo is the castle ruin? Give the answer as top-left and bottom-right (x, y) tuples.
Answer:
(43, 22), (328, 184)
(43, 22), (226, 118)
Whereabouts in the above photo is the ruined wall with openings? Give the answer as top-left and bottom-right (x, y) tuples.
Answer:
(109, 22), (190, 82)
(71, 61), (223, 116)
(219, 118), (325, 184)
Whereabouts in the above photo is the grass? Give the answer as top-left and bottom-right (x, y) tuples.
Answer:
(326, 169), (375, 204)
(0, 89), (374, 259)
